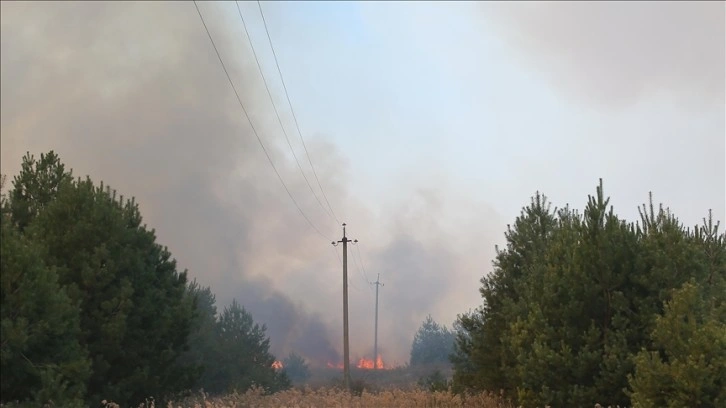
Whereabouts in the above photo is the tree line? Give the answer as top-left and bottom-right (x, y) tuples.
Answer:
(451, 181), (725, 407)
(1, 152), (289, 407)
(2, 151), (723, 407)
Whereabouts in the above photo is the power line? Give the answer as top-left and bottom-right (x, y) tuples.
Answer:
(256, 0), (341, 225)
(355, 243), (372, 285)
(193, 1), (331, 242)
(351, 242), (372, 290)
(234, 1), (335, 223)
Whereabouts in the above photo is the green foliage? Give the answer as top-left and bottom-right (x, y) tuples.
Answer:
(1, 200), (90, 407)
(629, 280), (726, 408)
(452, 192), (556, 395)
(178, 280), (219, 391)
(2, 151), (197, 406)
(201, 300), (291, 395)
(1, 151), (309, 405)
(180, 282), (291, 395)
(452, 180), (725, 407)
(28, 176), (196, 405)
(410, 315), (456, 367)
(282, 352), (312, 384)
(9, 151), (72, 232)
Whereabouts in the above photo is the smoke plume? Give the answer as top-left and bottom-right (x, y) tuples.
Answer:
(478, 1), (725, 110)
(1, 1), (501, 365)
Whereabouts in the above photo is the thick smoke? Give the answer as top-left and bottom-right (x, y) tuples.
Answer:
(478, 1), (725, 110)
(1, 1), (501, 365)
(475, 1), (725, 226)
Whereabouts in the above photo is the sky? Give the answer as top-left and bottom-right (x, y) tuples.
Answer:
(1, 1), (724, 367)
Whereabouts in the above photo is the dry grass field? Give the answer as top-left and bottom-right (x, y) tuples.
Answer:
(102, 387), (626, 408)
(104, 387), (515, 408)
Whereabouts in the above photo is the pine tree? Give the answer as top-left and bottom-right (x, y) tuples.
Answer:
(628, 214), (726, 408)
(410, 315), (455, 367)
(205, 300), (290, 395)
(7, 152), (197, 406)
(452, 180), (724, 407)
(282, 352), (311, 384)
(1, 188), (90, 406)
(178, 280), (219, 392)
(629, 281), (726, 407)
(9, 151), (71, 232)
(452, 192), (557, 395)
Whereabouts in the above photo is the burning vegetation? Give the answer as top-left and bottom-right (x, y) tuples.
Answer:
(357, 355), (384, 370)
(324, 355), (386, 370)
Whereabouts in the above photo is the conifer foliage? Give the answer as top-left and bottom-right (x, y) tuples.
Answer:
(0, 151), (288, 406)
(451, 180), (725, 407)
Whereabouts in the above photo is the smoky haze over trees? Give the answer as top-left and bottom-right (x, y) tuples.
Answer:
(409, 315), (456, 368)
(1, 1), (724, 407)
(3, 153), (723, 407)
(0, 1), (496, 367)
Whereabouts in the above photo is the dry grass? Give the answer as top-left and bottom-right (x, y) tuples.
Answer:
(103, 386), (515, 408)
(102, 388), (626, 408)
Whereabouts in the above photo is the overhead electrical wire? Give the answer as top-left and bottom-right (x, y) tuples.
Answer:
(354, 244), (372, 287)
(351, 246), (373, 291)
(235, 1), (336, 223)
(193, 1), (331, 242)
(256, 0), (341, 225)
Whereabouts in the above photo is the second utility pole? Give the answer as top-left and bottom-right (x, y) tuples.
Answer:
(333, 223), (356, 391)
(372, 273), (384, 370)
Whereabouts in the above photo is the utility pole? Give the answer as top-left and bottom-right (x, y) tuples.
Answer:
(372, 273), (384, 371)
(332, 223), (356, 391)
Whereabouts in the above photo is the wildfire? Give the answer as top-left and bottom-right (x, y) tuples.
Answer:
(271, 361), (283, 370)
(325, 355), (386, 370)
(356, 355), (384, 370)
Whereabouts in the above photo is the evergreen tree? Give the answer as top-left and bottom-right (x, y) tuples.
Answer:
(410, 315), (456, 367)
(204, 300), (290, 395)
(452, 180), (724, 407)
(282, 352), (311, 384)
(452, 192), (556, 395)
(178, 280), (219, 392)
(9, 151), (72, 232)
(629, 259), (725, 405)
(6, 152), (197, 406)
(0, 180), (90, 407)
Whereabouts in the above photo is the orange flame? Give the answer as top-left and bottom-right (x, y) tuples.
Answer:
(356, 355), (384, 369)
(326, 362), (344, 369)
(271, 361), (283, 370)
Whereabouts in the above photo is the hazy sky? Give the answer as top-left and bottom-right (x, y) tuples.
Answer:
(1, 1), (724, 366)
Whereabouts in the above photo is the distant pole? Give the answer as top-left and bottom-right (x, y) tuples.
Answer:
(372, 273), (384, 371)
(333, 223), (356, 391)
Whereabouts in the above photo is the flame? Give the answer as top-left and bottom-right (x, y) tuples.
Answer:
(325, 356), (385, 370)
(356, 355), (384, 370)
(271, 361), (283, 370)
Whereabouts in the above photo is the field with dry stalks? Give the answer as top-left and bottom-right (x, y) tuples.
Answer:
(102, 387), (625, 408)
(101, 387), (514, 408)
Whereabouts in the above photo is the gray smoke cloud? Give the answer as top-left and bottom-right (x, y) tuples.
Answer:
(475, 1), (725, 228)
(478, 1), (726, 110)
(1, 1), (500, 366)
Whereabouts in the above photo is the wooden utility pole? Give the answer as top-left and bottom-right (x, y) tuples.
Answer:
(372, 273), (384, 370)
(332, 223), (356, 390)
